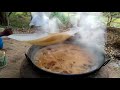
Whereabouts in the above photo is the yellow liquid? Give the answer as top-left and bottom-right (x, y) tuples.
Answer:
(25, 32), (72, 46)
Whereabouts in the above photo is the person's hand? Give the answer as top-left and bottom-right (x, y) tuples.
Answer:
(2, 28), (13, 36)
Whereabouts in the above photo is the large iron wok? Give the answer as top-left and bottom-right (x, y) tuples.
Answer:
(25, 44), (110, 78)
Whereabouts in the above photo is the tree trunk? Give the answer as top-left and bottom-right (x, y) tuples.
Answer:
(0, 12), (9, 26)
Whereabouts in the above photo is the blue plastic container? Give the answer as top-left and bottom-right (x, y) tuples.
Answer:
(0, 37), (3, 49)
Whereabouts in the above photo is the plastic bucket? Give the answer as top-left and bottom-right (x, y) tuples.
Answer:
(0, 37), (3, 49)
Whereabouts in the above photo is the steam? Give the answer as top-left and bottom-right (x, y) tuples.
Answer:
(9, 12), (106, 53)
(30, 12), (64, 34)
(68, 12), (106, 70)
(48, 12), (106, 69)
(46, 12), (106, 53)
(68, 12), (106, 53)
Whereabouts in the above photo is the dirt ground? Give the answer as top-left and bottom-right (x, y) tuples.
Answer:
(0, 38), (31, 78)
(0, 28), (120, 78)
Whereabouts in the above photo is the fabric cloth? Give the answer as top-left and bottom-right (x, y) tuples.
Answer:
(29, 12), (49, 27)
